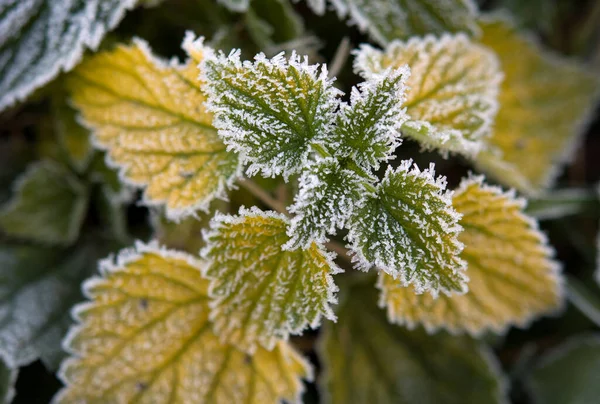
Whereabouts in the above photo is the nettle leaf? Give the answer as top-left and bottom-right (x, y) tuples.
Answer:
(0, 242), (102, 369)
(56, 241), (312, 403)
(201, 46), (341, 179)
(203, 208), (340, 352)
(355, 33), (502, 157)
(0, 161), (88, 246)
(319, 0), (479, 45)
(331, 67), (410, 171)
(0, 0), (137, 111)
(318, 281), (507, 404)
(379, 176), (564, 335)
(527, 335), (600, 404)
(347, 160), (466, 295)
(475, 16), (600, 193)
(285, 158), (369, 250)
(68, 34), (240, 221)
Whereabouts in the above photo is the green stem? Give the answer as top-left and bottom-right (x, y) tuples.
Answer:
(239, 179), (289, 215)
(311, 142), (332, 159)
(566, 275), (600, 328)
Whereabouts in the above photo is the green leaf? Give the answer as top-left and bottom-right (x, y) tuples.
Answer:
(203, 207), (341, 352)
(68, 35), (241, 221)
(317, 0), (479, 45)
(318, 280), (508, 404)
(0, 161), (89, 246)
(246, 0), (305, 51)
(354, 33), (502, 157)
(0, 242), (104, 369)
(0, 359), (16, 404)
(56, 241), (312, 403)
(285, 158), (369, 249)
(331, 67), (410, 170)
(347, 160), (466, 295)
(0, 0), (137, 111)
(201, 46), (342, 178)
(528, 335), (600, 404)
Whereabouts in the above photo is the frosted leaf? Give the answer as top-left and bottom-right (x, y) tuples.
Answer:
(346, 160), (467, 296)
(331, 67), (410, 171)
(68, 34), (240, 221)
(285, 158), (369, 250)
(217, 0), (250, 11)
(0, 242), (103, 369)
(379, 176), (564, 335)
(318, 280), (508, 404)
(201, 46), (342, 179)
(322, 0), (479, 45)
(355, 34), (502, 157)
(56, 241), (312, 403)
(0, 161), (88, 246)
(202, 208), (341, 352)
(0, 0), (137, 111)
(475, 16), (600, 193)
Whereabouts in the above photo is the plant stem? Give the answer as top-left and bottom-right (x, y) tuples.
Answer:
(326, 241), (352, 263)
(566, 275), (600, 328)
(239, 179), (289, 215)
(329, 37), (351, 79)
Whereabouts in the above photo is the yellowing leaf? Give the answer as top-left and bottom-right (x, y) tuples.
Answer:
(56, 241), (312, 403)
(319, 279), (508, 404)
(203, 208), (340, 352)
(378, 176), (564, 335)
(68, 34), (240, 221)
(475, 17), (600, 193)
(355, 34), (502, 157)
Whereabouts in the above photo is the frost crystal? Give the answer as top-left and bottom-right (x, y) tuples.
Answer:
(355, 33), (502, 157)
(331, 67), (410, 171)
(201, 47), (342, 179)
(285, 158), (370, 250)
(346, 160), (467, 296)
(203, 207), (341, 352)
(0, 0), (137, 111)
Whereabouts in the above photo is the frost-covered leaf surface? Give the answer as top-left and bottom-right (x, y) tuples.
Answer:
(286, 159), (368, 249)
(202, 47), (341, 178)
(347, 160), (466, 295)
(323, 0), (479, 45)
(203, 208), (340, 352)
(379, 176), (564, 335)
(0, 242), (102, 369)
(56, 241), (312, 403)
(0, 359), (16, 404)
(0, 0), (137, 111)
(0, 161), (88, 246)
(318, 280), (507, 404)
(355, 34), (502, 157)
(475, 17), (600, 193)
(527, 335), (600, 404)
(68, 35), (240, 221)
(331, 67), (409, 171)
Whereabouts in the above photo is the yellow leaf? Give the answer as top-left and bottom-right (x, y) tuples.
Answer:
(475, 16), (600, 193)
(378, 176), (564, 335)
(56, 241), (312, 403)
(203, 208), (340, 353)
(354, 33), (502, 157)
(68, 34), (240, 220)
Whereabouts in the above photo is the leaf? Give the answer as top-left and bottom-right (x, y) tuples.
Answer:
(347, 160), (466, 296)
(285, 158), (369, 250)
(527, 335), (600, 404)
(246, 0), (305, 51)
(331, 67), (410, 171)
(0, 161), (89, 246)
(475, 16), (600, 193)
(67, 34), (240, 221)
(0, 242), (104, 369)
(56, 241), (312, 403)
(378, 176), (564, 335)
(201, 46), (341, 179)
(0, 359), (16, 404)
(203, 208), (341, 352)
(354, 33), (502, 157)
(322, 0), (479, 45)
(218, 0), (250, 12)
(0, 0), (137, 111)
(318, 280), (508, 404)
